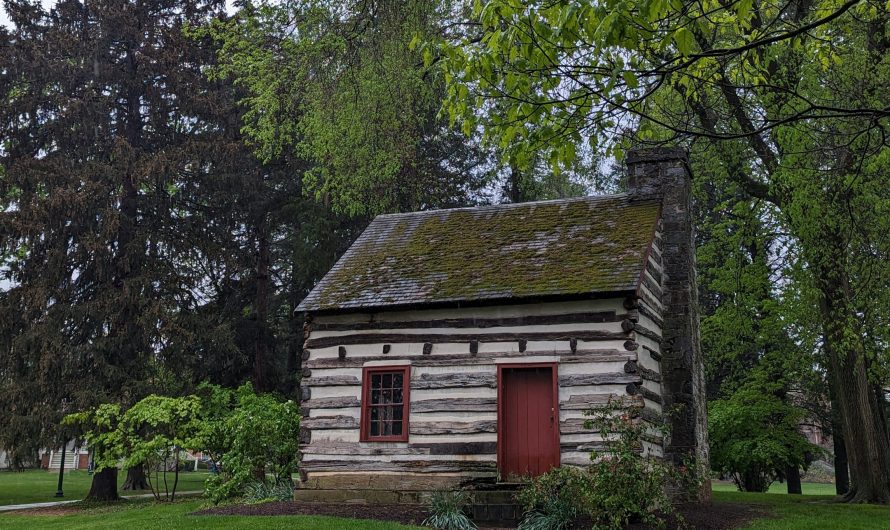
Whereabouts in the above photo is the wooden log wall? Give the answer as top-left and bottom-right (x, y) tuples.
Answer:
(633, 221), (666, 458)
(300, 296), (666, 479)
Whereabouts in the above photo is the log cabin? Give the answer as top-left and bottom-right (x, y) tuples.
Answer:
(294, 147), (709, 504)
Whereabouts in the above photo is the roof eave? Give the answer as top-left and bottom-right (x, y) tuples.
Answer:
(297, 288), (640, 316)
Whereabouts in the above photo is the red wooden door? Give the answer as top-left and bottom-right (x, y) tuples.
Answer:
(498, 365), (559, 480)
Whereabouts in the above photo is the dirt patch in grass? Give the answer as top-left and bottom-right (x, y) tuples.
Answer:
(195, 500), (768, 529)
(625, 501), (770, 530)
(3, 506), (82, 516)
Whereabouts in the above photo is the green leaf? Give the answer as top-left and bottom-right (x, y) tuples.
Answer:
(673, 28), (695, 55)
(737, 0), (753, 27)
(408, 34), (421, 51)
(622, 71), (639, 89)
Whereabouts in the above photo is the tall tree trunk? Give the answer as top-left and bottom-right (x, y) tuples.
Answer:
(252, 215), (272, 392)
(817, 229), (890, 503)
(786, 466), (802, 495)
(834, 422), (850, 496)
(122, 463), (149, 490)
(506, 164), (526, 203)
(86, 467), (119, 501)
(830, 386), (851, 496)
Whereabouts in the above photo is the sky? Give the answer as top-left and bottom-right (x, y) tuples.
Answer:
(1, 0), (237, 27)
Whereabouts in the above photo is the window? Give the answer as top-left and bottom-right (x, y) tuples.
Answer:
(360, 366), (410, 442)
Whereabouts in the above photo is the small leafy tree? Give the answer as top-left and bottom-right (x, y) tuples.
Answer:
(66, 395), (203, 502)
(118, 395), (203, 501)
(63, 404), (126, 501)
(709, 388), (819, 492)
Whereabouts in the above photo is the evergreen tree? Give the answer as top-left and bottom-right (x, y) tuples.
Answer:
(0, 0), (347, 495)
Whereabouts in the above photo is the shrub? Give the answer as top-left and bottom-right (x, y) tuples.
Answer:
(583, 403), (675, 529)
(198, 383), (301, 504)
(518, 398), (680, 530)
(709, 388), (818, 492)
(422, 490), (477, 530)
(517, 466), (588, 530)
(244, 480), (296, 503)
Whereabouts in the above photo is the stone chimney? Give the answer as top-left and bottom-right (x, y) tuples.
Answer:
(626, 147), (710, 499)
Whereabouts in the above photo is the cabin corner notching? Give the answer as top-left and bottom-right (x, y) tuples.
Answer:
(295, 147), (707, 502)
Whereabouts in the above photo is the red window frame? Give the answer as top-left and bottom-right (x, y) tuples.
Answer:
(360, 366), (410, 442)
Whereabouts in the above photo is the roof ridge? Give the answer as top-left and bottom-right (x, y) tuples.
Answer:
(374, 192), (630, 219)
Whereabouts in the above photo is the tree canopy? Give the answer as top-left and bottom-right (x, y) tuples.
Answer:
(439, 0), (890, 503)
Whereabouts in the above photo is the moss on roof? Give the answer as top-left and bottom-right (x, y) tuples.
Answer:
(298, 194), (660, 312)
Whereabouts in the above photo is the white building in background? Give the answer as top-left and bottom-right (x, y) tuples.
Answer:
(41, 441), (91, 471)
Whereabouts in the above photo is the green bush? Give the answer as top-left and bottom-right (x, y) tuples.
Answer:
(66, 382), (301, 505)
(709, 388), (818, 492)
(517, 466), (587, 530)
(518, 399), (680, 530)
(422, 490), (477, 530)
(198, 383), (301, 504)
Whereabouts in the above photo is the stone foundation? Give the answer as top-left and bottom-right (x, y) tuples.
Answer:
(294, 477), (523, 522)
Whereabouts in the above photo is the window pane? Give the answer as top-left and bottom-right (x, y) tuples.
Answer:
(365, 370), (407, 439)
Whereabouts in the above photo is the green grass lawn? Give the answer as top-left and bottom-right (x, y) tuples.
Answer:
(712, 480), (838, 496)
(713, 489), (890, 529)
(3, 477), (890, 530)
(0, 469), (209, 506)
(0, 499), (421, 530)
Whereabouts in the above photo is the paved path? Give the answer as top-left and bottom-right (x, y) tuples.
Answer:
(0, 490), (203, 513)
